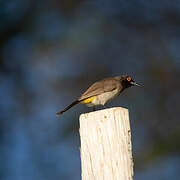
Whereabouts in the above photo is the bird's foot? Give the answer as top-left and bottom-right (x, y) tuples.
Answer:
(103, 104), (109, 109)
(92, 106), (96, 111)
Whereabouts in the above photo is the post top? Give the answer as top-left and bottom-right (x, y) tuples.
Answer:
(80, 107), (129, 117)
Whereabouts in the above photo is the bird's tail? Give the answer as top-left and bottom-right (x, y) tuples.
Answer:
(56, 100), (80, 116)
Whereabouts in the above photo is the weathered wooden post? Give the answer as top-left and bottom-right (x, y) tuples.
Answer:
(79, 107), (134, 180)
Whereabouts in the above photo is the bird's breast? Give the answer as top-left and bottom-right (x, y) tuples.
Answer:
(86, 88), (119, 107)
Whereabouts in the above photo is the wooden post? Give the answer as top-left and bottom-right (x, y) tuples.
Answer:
(79, 107), (134, 180)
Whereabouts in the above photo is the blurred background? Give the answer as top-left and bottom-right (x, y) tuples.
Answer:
(0, 0), (180, 179)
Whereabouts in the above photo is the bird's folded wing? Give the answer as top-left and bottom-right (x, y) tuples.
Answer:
(79, 78), (118, 101)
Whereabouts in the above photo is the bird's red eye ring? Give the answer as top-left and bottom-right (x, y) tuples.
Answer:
(126, 77), (131, 82)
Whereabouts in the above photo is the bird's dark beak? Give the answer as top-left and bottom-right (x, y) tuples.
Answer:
(130, 81), (141, 87)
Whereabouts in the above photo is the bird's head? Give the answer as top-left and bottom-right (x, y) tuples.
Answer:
(120, 75), (141, 89)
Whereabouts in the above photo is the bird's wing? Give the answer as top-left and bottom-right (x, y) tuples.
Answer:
(79, 77), (119, 101)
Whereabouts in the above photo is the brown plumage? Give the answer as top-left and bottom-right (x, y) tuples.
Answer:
(79, 76), (123, 101)
(56, 75), (141, 116)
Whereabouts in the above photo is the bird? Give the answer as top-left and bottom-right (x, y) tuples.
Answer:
(56, 75), (141, 116)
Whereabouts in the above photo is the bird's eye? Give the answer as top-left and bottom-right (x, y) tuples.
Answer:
(126, 77), (131, 82)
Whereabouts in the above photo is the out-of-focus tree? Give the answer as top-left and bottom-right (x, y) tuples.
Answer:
(0, 0), (180, 180)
